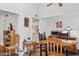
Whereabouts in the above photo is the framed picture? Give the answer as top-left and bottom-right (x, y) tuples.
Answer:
(24, 17), (29, 27)
(56, 21), (62, 28)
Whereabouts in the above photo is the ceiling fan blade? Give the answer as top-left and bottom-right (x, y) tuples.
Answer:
(46, 3), (63, 7)
(58, 3), (63, 7)
(46, 3), (53, 7)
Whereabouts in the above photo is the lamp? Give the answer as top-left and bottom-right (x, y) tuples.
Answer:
(65, 26), (72, 40)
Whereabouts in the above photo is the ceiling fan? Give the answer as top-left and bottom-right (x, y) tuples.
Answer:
(46, 3), (63, 7)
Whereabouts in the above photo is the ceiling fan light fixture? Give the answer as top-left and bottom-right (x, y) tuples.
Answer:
(46, 3), (53, 7)
(59, 3), (63, 7)
(46, 3), (63, 7)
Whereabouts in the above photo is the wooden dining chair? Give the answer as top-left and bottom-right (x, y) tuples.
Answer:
(47, 38), (64, 56)
(39, 32), (47, 56)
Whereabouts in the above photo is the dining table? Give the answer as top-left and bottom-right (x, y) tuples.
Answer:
(24, 38), (77, 56)
(39, 38), (77, 56)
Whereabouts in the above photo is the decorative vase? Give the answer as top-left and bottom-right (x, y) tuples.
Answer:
(9, 23), (13, 30)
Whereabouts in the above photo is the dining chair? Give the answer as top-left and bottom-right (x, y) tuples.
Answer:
(47, 38), (65, 56)
(39, 32), (47, 56)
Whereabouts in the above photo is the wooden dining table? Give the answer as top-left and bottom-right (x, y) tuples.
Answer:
(25, 38), (77, 56)
(61, 40), (77, 52)
(39, 39), (76, 48)
(39, 39), (77, 55)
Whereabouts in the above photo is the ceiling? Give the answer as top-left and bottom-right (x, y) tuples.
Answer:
(0, 9), (19, 18)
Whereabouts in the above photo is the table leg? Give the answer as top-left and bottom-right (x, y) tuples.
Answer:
(9, 50), (11, 56)
(27, 45), (30, 55)
(45, 44), (47, 56)
(33, 42), (36, 53)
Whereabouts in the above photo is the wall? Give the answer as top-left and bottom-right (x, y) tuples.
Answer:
(0, 14), (19, 30)
(39, 3), (79, 49)
(1, 3), (79, 50)
(0, 11), (19, 45)
(39, 14), (79, 49)
(0, 3), (40, 50)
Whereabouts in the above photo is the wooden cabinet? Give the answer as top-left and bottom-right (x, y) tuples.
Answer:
(3, 30), (15, 47)
(3, 30), (20, 55)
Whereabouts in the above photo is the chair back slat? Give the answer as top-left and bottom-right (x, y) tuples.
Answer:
(56, 43), (58, 53)
(60, 43), (63, 54)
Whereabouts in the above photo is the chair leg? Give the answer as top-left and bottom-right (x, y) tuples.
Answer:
(6, 49), (8, 56)
(40, 49), (42, 56)
(40, 44), (42, 56)
(45, 47), (47, 56)
(40, 44), (48, 56)
(9, 50), (11, 56)
(63, 48), (68, 56)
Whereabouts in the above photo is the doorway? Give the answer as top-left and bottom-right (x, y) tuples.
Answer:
(32, 18), (39, 42)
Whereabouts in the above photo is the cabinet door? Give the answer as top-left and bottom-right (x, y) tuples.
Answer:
(10, 31), (15, 46)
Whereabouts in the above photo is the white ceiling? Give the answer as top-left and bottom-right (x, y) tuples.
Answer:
(39, 3), (79, 18)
